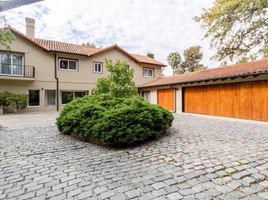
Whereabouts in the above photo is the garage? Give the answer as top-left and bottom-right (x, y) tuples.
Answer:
(157, 89), (175, 112)
(183, 80), (268, 121)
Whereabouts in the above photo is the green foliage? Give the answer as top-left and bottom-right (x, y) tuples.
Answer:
(0, 91), (28, 112)
(81, 42), (96, 48)
(180, 46), (207, 73)
(0, 16), (15, 50)
(147, 52), (155, 59)
(195, 0), (268, 63)
(57, 95), (173, 147)
(9, 94), (28, 109)
(167, 52), (182, 74)
(236, 54), (257, 64)
(0, 91), (12, 110)
(92, 59), (138, 97)
(167, 46), (206, 74)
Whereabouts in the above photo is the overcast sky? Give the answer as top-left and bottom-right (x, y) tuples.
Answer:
(3, 0), (217, 75)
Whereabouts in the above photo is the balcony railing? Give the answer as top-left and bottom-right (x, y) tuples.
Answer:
(0, 64), (35, 78)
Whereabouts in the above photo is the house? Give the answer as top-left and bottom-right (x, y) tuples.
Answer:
(138, 59), (268, 122)
(0, 18), (166, 112)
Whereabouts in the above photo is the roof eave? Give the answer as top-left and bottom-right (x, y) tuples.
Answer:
(138, 70), (268, 89)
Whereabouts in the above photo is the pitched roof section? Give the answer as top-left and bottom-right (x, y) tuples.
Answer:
(7, 26), (166, 66)
(139, 59), (268, 88)
(34, 38), (98, 56)
(131, 54), (166, 66)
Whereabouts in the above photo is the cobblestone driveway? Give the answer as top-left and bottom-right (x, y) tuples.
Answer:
(0, 112), (268, 200)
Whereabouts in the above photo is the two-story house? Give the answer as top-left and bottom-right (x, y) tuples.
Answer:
(0, 18), (165, 112)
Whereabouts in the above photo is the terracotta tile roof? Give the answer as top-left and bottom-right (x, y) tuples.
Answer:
(139, 59), (268, 88)
(131, 54), (166, 66)
(34, 38), (98, 56)
(6, 26), (166, 66)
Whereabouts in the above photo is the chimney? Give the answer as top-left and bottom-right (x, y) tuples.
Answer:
(25, 17), (35, 37)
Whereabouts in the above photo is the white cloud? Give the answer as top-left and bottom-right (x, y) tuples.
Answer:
(3, 0), (217, 76)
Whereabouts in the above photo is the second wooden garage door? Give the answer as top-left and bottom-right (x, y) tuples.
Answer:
(183, 80), (268, 121)
(157, 89), (175, 112)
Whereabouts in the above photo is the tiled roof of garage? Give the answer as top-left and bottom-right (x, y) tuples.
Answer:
(7, 26), (166, 67)
(139, 59), (268, 88)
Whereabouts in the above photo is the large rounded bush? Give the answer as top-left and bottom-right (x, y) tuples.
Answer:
(56, 95), (174, 147)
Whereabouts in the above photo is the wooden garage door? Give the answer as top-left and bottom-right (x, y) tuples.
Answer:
(157, 89), (175, 112)
(183, 80), (268, 121)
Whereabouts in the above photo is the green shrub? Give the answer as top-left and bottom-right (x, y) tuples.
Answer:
(56, 95), (173, 147)
(0, 91), (12, 111)
(0, 91), (28, 113)
(10, 94), (28, 109)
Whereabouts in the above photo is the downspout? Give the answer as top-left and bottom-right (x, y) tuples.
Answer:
(54, 54), (59, 111)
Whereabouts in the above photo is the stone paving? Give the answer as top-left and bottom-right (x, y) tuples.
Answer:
(0, 112), (268, 200)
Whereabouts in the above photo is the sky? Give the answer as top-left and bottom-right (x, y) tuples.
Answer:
(2, 0), (216, 76)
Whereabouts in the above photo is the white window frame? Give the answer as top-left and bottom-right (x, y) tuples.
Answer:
(93, 62), (103, 74)
(59, 58), (78, 71)
(60, 91), (88, 105)
(0, 52), (24, 76)
(28, 89), (40, 107)
(143, 68), (154, 77)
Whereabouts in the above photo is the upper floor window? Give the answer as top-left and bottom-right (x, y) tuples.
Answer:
(143, 68), (154, 77)
(0, 52), (24, 76)
(93, 62), (103, 73)
(59, 58), (78, 71)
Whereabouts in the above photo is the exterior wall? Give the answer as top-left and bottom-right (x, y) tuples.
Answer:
(90, 49), (162, 85)
(176, 86), (182, 113)
(0, 34), (163, 112)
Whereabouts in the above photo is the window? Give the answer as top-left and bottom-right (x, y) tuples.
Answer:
(0, 53), (23, 76)
(59, 59), (78, 71)
(61, 91), (87, 104)
(142, 91), (150, 102)
(93, 62), (103, 73)
(46, 90), (56, 106)
(143, 68), (154, 77)
(28, 90), (40, 106)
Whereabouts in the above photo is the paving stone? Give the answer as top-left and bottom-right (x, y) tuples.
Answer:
(125, 189), (141, 199)
(152, 182), (166, 190)
(110, 194), (126, 200)
(258, 192), (268, 199)
(0, 113), (267, 199)
(77, 191), (93, 199)
(167, 192), (183, 200)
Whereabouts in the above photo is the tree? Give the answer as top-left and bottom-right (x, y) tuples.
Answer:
(82, 42), (96, 48)
(195, 0), (268, 63)
(180, 46), (207, 72)
(263, 46), (268, 58)
(167, 47), (206, 74)
(236, 54), (257, 64)
(92, 59), (137, 97)
(147, 52), (154, 59)
(0, 16), (15, 49)
(0, 91), (12, 111)
(10, 94), (28, 109)
(167, 52), (182, 74)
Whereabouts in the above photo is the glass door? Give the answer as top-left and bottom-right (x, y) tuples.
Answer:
(0, 53), (23, 76)
(1, 53), (12, 75)
(12, 54), (23, 75)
